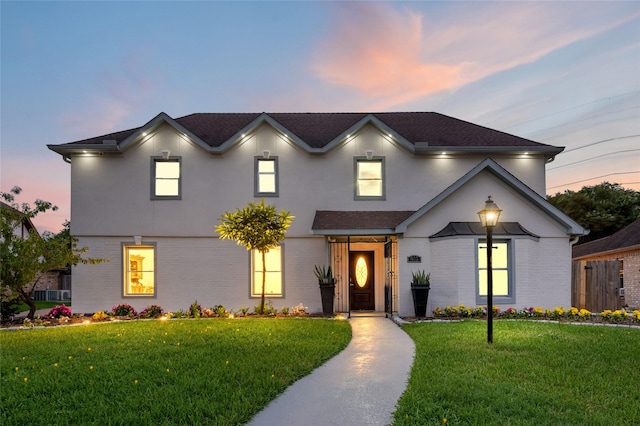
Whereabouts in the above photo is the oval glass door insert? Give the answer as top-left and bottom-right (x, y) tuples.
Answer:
(355, 257), (368, 288)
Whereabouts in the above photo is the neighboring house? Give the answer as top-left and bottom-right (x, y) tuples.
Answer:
(0, 202), (67, 300)
(572, 219), (640, 309)
(48, 112), (587, 316)
(1, 201), (37, 239)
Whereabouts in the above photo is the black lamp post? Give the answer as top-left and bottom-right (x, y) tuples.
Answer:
(478, 196), (502, 344)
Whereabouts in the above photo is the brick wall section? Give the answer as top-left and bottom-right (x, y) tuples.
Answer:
(575, 248), (640, 309)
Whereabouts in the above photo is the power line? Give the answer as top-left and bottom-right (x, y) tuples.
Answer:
(547, 172), (640, 190)
(524, 106), (640, 138)
(547, 149), (640, 170)
(502, 90), (640, 131)
(562, 135), (640, 153)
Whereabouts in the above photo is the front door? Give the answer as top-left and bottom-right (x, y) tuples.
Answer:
(350, 251), (375, 310)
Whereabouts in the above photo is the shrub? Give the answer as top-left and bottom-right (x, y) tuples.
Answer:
(92, 311), (107, 321)
(1, 293), (22, 321)
(211, 305), (227, 317)
(139, 304), (164, 319)
(47, 304), (72, 319)
(281, 306), (289, 315)
(188, 300), (202, 318)
(112, 304), (136, 317)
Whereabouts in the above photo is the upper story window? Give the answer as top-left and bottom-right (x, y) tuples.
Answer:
(255, 157), (279, 197)
(354, 157), (385, 200)
(477, 240), (514, 304)
(152, 157), (181, 199)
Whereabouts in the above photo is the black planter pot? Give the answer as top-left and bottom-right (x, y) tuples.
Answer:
(319, 280), (336, 314)
(411, 283), (430, 317)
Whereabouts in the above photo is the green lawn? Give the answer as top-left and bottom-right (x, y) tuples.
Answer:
(393, 320), (640, 426)
(0, 318), (351, 425)
(16, 300), (70, 313)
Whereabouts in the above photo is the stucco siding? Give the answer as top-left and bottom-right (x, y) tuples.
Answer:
(71, 124), (549, 239)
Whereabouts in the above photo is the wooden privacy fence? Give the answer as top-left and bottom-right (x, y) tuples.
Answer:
(571, 260), (622, 312)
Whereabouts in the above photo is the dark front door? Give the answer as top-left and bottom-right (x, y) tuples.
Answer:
(350, 251), (375, 310)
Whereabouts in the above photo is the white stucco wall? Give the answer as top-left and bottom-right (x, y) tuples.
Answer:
(395, 170), (573, 317)
(68, 122), (564, 315)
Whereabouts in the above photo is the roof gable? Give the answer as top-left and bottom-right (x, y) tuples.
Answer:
(395, 158), (588, 236)
(48, 112), (564, 158)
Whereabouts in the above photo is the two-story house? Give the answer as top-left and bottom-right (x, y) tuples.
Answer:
(48, 112), (587, 316)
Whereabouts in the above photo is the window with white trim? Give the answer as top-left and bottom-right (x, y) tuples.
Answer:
(251, 246), (283, 297)
(255, 157), (278, 196)
(477, 240), (514, 303)
(355, 157), (385, 200)
(123, 244), (156, 296)
(152, 157), (181, 199)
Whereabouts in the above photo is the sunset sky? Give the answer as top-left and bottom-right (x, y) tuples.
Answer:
(1, 1), (639, 233)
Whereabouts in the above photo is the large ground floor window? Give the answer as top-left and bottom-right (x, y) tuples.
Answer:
(477, 240), (514, 303)
(123, 244), (155, 296)
(252, 246), (283, 297)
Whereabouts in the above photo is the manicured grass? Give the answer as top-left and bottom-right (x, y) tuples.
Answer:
(16, 300), (69, 313)
(393, 320), (640, 426)
(1, 318), (351, 425)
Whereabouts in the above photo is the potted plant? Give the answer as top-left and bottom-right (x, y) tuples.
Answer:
(411, 270), (431, 317)
(314, 265), (336, 314)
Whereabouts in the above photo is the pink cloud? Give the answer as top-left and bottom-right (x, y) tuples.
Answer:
(310, 2), (640, 110)
(1, 155), (70, 234)
(60, 50), (157, 139)
(310, 3), (464, 108)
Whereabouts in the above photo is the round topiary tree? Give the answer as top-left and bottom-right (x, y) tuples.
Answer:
(216, 199), (294, 314)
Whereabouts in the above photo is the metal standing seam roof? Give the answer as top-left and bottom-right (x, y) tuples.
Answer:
(50, 112), (563, 150)
(429, 222), (540, 239)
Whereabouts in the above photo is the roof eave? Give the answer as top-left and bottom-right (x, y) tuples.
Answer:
(573, 244), (640, 260)
(47, 143), (121, 156)
(311, 228), (397, 236)
(414, 145), (564, 160)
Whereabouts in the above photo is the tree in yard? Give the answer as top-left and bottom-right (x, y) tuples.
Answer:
(547, 182), (640, 244)
(216, 200), (294, 314)
(1, 186), (105, 320)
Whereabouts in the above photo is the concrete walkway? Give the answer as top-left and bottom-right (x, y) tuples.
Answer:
(247, 313), (415, 426)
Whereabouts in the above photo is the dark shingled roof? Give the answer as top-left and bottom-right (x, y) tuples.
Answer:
(430, 222), (539, 238)
(60, 112), (557, 149)
(312, 211), (415, 230)
(572, 219), (640, 258)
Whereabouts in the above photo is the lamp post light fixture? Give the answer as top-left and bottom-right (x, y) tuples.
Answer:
(477, 196), (502, 344)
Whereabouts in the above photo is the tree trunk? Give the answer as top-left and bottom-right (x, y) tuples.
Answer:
(260, 250), (266, 314)
(18, 288), (37, 320)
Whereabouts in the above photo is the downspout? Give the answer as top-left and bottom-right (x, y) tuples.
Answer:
(63, 155), (71, 164)
(348, 235), (351, 319)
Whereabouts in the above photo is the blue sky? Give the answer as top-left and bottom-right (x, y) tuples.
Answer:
(1, 1), (639, 233)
